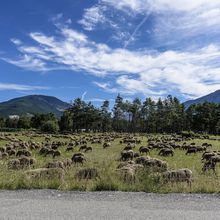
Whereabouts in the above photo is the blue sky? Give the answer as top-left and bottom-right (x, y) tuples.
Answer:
(0, 0), (220, 104)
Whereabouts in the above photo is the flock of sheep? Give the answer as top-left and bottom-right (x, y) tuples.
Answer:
(0, 132), (219, 189)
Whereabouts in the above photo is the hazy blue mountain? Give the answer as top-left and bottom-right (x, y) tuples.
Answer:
(184, 90), (220, 108)
(0, 95), (71, 117)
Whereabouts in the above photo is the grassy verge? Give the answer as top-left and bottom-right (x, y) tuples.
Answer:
(0, 133), (219, 193)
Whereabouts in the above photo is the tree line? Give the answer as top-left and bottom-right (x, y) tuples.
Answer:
(0, 94), (219, 134)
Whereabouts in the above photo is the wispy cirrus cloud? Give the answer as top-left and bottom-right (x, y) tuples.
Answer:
(0, 83), (49, 91)
(3, 0), (220, 101)
(78, 5), (108, 31)
(2, 23), (220, 99)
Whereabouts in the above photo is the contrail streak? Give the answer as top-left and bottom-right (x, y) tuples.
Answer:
(123, 10), (152, 49)
(81, 91), (87, 101)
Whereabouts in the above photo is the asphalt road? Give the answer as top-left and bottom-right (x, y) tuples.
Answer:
(0, 190), (220, 220)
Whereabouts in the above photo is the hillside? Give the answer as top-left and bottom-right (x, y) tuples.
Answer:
(184, 90), (220, 108)
(0, 95), (71, 117)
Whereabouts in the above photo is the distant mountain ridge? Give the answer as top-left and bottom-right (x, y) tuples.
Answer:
(0, 95), (71, 117)
(184, 90), (220, 108)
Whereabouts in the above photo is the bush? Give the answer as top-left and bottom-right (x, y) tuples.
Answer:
(40, 120), (59, 133)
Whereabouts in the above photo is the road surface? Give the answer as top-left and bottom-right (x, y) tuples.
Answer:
(0, 190), (220, 220)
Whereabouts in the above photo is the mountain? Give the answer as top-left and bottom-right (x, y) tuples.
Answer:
(0, 95), (71, 117)
(184, 90), (220, 108)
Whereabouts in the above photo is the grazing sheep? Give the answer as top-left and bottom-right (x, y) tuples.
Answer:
(79, 145), (87, 151)
(71, 152), (85, 159)
(62, 159), (72, 168)
(202, 152), (216, 161)
(116, 163), (143, 183)
(135, 156), (150, 165)
(0, 147), (6, 153)
(162, 168), (193, 187)
(18, 156), (36, 168)
(52, 150), (61, 158)
(117, 160), (135, 169)
(25, 168), (64, 181)
(158, 148), (174, 157)
(103, 142), (111, 149)
(210, 155), (220, 163)
(75, 168), (99, 180)
(202, 161), (216, 174)
(144, 158), (168, 171)
(139, 146), (150, 155)
(84, 146), (92, 153)
(185, 147), (197, 155)
(71, 153), (86, 165)
(8, 159), (20, 169)
(123, 146), (133, 151)
(16, 149), (32, 157)
(66, 146), (74, 152)
(134, 152), (140, 158)
(120, 150), (134, 161)
(46, 161), (65, 169)
(1, 152), (9, 159)
(39, 147), (50, 156)
(8, 149), (16, 156)
(117, 166), (136, 183)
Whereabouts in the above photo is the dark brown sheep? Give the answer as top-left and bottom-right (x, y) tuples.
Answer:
(139, 146), (150, 155)
(158, 148), (174, 157)
(120, 150), (134, 161)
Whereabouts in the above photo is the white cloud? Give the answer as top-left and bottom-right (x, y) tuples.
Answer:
(0, 83), (49, 91)
(102, 0), (220, 13)
(3, 25), (220, 99)
(11, 38), (22, 45)
(78, 5), (107, 31)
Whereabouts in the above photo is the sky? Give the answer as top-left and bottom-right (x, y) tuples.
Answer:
(0, 0), (220, 104)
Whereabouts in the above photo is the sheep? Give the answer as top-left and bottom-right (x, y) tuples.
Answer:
(1, 152), (9, 159)
(18, 156), (36, 168)
(162, 168), (193, 187)
(144, 158), (168, 172)
(134, 152), (140, 158)
(8, 159), (20, 169)
(210, 155), (220, 163)
(158, 148), (174, 157)
(139, 146), (150, 155)
(66, 146), (74, 152)
(75, 168), (99, 180)
(103, 142), (111, 149)
(135, 156), (150, 165)
(84, 146), (92, 153)
(123, 146), (133, 151)
(79, 145), (87, 151)
(0, 147), (6, 153)
(62, 159), (72, 168)
(8, 149), (16, 156)
(202, 161), (216, 174)
(202, 152), (216, 161)
(39, 147), (50, 156)
(117, 160), (135, 169)
(25, 168), (64, 181)
(120, 150), (134, 161)
(52, 150), (61, 158)
(16, 149), (32, 157)
(71, 153), (86, 165)
(116, 163), (144, 183)
(117, 166), (136, 183)
(45, 161), (65, 169)
(185, 147), (197, 155)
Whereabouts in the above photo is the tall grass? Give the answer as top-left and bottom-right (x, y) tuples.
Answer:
(0, 133), (219, 192)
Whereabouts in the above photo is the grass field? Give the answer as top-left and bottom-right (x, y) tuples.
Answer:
(0, 132), (219, 193)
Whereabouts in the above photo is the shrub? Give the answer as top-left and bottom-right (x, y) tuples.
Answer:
(40, 120), (59, 133)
